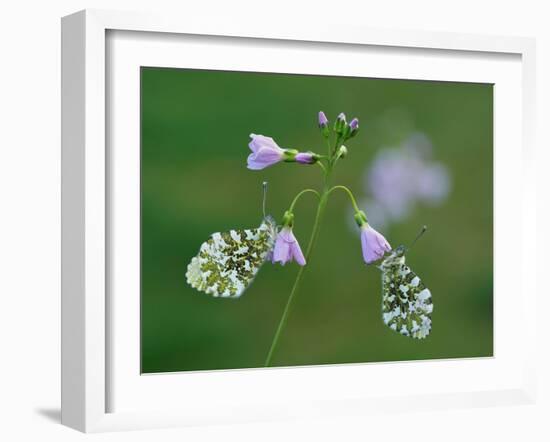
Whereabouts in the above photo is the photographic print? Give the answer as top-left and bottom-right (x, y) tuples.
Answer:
(140, 68), (493, 373)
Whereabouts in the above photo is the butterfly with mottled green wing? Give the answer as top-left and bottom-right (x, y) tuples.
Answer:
(378, 245), (433, 339)
(185, 216), (278, 298)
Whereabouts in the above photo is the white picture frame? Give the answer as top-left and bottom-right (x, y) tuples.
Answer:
(61, 9), (537, 433)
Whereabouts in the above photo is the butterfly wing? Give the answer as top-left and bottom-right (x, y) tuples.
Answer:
(185, 216), (277, 298)
(381, 255), (433, 339)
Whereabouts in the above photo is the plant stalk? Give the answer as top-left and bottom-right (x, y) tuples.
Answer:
(264, 183), (330, 367)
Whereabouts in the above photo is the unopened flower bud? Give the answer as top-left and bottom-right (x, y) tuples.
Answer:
(318, 111), (330, 138)
(295, 152), (319, 164)
(283, 149), (319, 165)
(334, 112), (347, 134)
(348, 118), (359, 138)
(318, 111), (328, 128)
(337, 145), (348, 159)
(342, 117), (359, 140)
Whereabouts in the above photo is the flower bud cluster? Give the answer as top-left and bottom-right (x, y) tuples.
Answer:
(333, 113), (359, 140)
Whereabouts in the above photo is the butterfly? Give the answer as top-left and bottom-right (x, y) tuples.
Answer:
(378, 244), (433, 339)
(185, 216), (278, 298)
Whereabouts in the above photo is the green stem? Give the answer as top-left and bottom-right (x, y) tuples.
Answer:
(288, 189), (320, 213)
(326, 137), (333, 157)
(264, 131), (347, 367)
(264, 188), (329, 367)
(327, 185), (361, 213)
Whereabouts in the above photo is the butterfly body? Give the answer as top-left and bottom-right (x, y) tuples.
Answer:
(186, 216), (277, 298)
(379, 246), (432, 339)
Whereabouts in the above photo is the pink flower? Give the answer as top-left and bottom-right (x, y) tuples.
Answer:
(272, 227), (306, 266)
(247, 134), (285, 170)
(360, 224), (391, 264)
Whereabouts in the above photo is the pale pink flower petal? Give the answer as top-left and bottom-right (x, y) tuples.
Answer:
(247, 134), (285, 170)
(360, 224), (391, 264)
(272, 227), (306, 266)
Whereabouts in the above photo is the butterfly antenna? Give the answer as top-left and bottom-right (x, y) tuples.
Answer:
(408, 225), (428, 250)
(262, 181), (268, 218)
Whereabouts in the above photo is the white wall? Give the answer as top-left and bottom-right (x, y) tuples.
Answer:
(0, 0), (548, 440)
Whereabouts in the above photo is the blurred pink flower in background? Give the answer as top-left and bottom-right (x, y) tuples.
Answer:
(360, 132), (451, 229)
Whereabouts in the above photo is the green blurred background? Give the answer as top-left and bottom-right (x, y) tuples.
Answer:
(141, 67), (493, 373)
